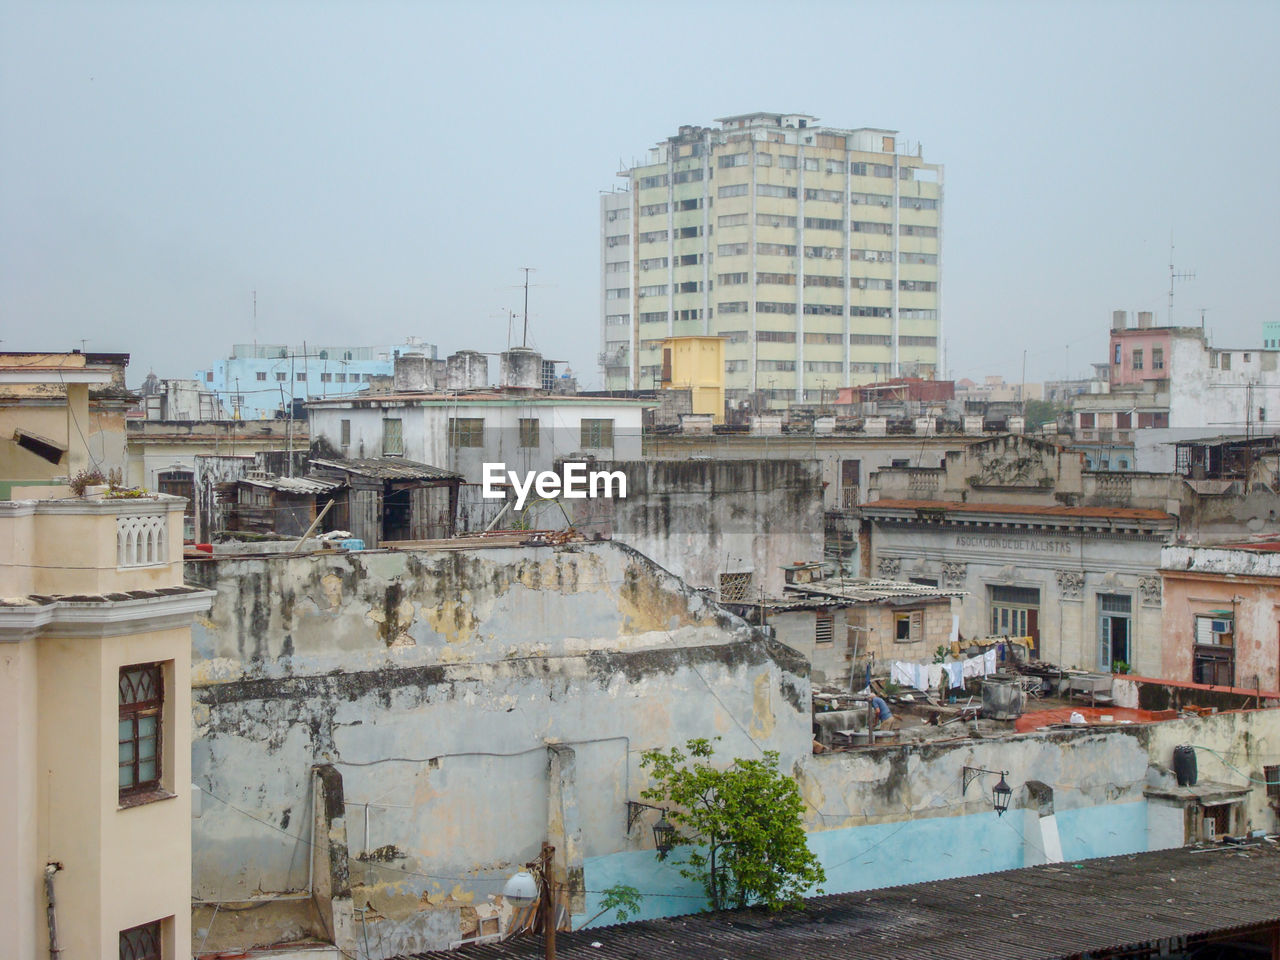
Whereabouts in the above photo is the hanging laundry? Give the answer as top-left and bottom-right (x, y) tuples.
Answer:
(926, 663), (945, 692)
(945, 661), (964, 689)
(892, 661), (916, 688)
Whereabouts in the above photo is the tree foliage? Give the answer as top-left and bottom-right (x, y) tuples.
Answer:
(578, 883), (642, 930)
(640, 738), (825, 912)
(1023, 398), (1063, 431)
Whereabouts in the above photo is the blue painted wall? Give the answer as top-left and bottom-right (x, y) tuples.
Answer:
(577, 800), (1152, 929)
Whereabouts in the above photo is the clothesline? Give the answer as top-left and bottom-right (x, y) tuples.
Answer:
(892, 648), (998, 692)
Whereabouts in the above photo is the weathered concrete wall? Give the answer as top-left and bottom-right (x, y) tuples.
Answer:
(579, 707), (1280, 927)
(189, 541), (810, 954)
(567, 459), (824, 598)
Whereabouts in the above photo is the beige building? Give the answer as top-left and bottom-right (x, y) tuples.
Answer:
(0, 351), (132, 497)
(601, 113), (943, 406)
(0, 353), (213, 960)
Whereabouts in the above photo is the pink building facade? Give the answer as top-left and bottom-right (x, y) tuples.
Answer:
(1160, 543), (1280, 694)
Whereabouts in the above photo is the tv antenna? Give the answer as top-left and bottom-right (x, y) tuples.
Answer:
(520, 267), (535, 347)
(1167, 238), (1195, 326)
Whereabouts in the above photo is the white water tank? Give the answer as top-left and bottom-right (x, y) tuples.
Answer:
(500, 347), (543, 390)
(446, 351), (488, 391)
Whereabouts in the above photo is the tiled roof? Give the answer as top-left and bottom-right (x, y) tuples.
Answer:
(406, 844), (1280, 960)
(862, 498), (1174, 522)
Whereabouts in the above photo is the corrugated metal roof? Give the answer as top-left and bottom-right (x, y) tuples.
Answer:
(787, 577), (964, 603)
(862, 498), (1174, 522)
(309, 457), (462, 481)
(404, 844), (1280, 960)
(240, 475), (343, 495)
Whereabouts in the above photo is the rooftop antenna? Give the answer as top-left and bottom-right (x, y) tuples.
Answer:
(520, 267), (535, 347)
(1167, 237), (1195, 326)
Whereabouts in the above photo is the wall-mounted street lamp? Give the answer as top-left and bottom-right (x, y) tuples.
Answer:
(962, 766), (1013, 816)
(626, 800), (676, 858)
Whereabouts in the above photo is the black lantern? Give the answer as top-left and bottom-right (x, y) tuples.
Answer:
(991, 774), (1012, 816)
(962, 766), (1014, 817)
(627, 800), (676, 856)
(652, 814), (676, 859)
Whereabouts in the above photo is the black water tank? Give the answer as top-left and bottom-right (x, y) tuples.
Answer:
(1174, 745), (1198, 787)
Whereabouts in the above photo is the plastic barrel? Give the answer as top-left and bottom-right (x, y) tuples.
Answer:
(1173, 745), (1198, 787)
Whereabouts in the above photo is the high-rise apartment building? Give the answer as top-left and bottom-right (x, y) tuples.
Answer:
(600, 113), (943, 407)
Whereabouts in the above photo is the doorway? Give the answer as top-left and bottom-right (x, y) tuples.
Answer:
(1098, 593), (1132, 672)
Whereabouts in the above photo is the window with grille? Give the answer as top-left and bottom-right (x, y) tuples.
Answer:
(580, 419), (614, 449)
(814, 613), (834, 647)
(340, 419), (351, 447)
(719, 572), (753, 602)
(448, 417), (484, 449)
(1265, 765), (1280, 802)
(120, 920), (162, 960)
(119, 664), (162, 798)
(382, 417), (403, 455)
(518, 419), (540, 448)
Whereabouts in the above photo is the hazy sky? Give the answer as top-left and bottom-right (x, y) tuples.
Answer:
(2, 0), (1277, 390)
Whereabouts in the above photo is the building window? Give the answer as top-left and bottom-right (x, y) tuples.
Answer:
(119, 664), (162, 799)
(120, 920), (162, 960)
(448, 417), (484, 449)
(991, 585), (1040, 643)
(519, 418), (540, 448)
(275, 371), (287, 381)
(320, 372), (332, 382)
(1193, 615), (1234, 686)
(894, 610), (923, 642)
(1098, 593), (1132, 672)
(815, 613), (834, 647)
(580, 418), (614, 449)
(340, 419), (351, 447)
(336, 373), (347, 383)
(296, 372), (307, 382)
(255, 371), (267, 381)
(1265, 765), (1280, 802)
(1152, 348), (1164, 370)
(382, 417), (404, 456)
(719, 571), (753, 602)
(1132, 349), (1143, 370)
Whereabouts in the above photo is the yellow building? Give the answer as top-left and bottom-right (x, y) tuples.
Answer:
(660, 335), (726, 423)
(0, 354), (213, 960)
(601, 113), (943, 407)
(0, 351), (133, 495)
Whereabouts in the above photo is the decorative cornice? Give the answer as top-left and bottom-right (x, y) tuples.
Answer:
(0, 588), (214, 642)
(0, 494), (185, 518)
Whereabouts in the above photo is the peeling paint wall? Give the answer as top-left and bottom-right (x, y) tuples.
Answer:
(189, 540), (810, 954)
(580, 708), (1280, 927)
(567, 458), (824, 598)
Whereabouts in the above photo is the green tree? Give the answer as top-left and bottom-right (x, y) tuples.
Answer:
(1023, 398), (1062, 431)
(640, 738), (825, 912)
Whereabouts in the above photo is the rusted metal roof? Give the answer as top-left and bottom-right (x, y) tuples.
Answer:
(862, 498), (1174, 522)
(309, 457), (461, 481)
(405, 844), (1280, 960)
